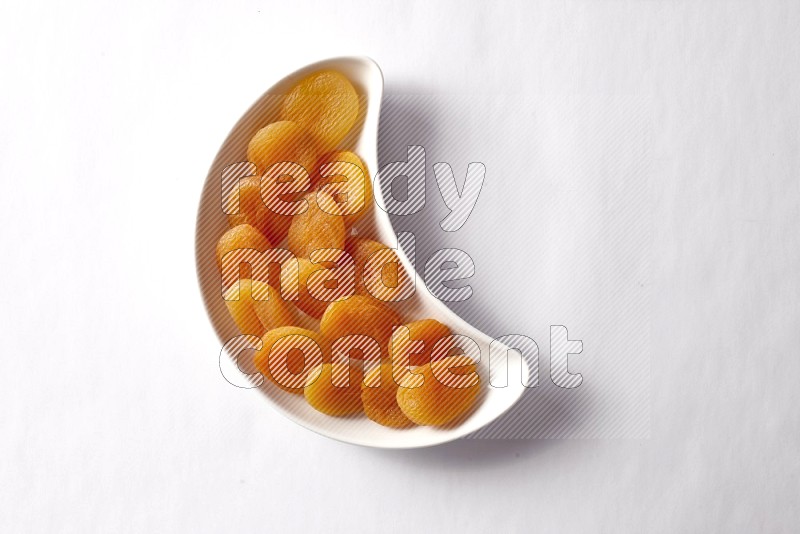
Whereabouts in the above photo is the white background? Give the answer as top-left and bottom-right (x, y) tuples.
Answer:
(1, 1), (798, 532)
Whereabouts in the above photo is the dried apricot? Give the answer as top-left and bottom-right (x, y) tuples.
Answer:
(223, 278), (266, 336)
(345, 237), (386, 295)
(314, 150), (373, 227)
(304, 361), (365, 416)
(250, 283), (298, 332)
(396, 355), (481, 426)
(344, 237), (414, 301)
(390, 319), (452, 367)
(287, 191), (346, 259)
(361, 362), (415, 428)
(319, 295), (402, 356)
(216, 224), (271, 269)
(280, 255), (353, 319)
(225, 175), (292, 246)
(282, 257), (329, 319)
(280, 70), (359, 152)
(253, 326), (328, 394)
(223, 279), (296, 336)
(246, 120), (319, 176)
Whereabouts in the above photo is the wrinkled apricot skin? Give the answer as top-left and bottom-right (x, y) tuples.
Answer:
(280, 70), (359, 152)
(254, 326), (329, 394)
(246, 121), (319, 176)
(226, 175), (292, 246)
(361, 363), (415, 428)
(280, 256), (351, 319)
(345, 237), (386, 296)
(396, 355), (481, 426)
(305, 361), (365, 416)
(345, 237), (411, 298)
(216, 224), (271, 269)
(287, 191), (345, 259)
(390, 319), (452, 367)
(319, 295), (402, 357)
(281, 257), (331, 319)
(314, 150), (373, 228)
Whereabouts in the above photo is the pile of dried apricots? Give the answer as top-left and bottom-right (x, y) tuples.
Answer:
(216, 69), (481, 429)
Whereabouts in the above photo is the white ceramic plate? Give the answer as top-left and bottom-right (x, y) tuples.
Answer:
(196, 56), (528, 448)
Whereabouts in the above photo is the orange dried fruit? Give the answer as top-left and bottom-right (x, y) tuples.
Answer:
(216, 224), (271, 270)
(280, 255), (352, 319)
(223, 279), (296, 336)
(345, 237), (387, 295)
(287, 191), (345, 259)
(319, 295), (402, 357)
(396, 355), (481, 426)
(246, 120), (319, 176)
(253, 326), (328, 394)
(361, 362), (415, 428)
(304, 361), (365, 416)
(345, 237), (412, 300)
(314, 150), (373, 227)
(390, 319), (452, 367)
(223, 278), (266, 336)
(250, 284), (299, 332)
(225, 175), (292, 246)
(280, 70), (359, 152)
